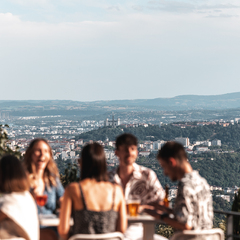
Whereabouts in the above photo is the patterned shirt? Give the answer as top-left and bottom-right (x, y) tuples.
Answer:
(173, 170), (213, 230)
(109, 163), (165, 240)
(109, 163), (164, 204)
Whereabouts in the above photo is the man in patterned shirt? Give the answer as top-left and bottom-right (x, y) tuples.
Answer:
(109, 133), (165, 240)
(153, 141), (213, 231)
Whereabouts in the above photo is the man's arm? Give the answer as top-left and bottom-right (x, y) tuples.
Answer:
(146, 201), (173, 214)
(143, 209), (192, 230)
(160, 215), (192, 230)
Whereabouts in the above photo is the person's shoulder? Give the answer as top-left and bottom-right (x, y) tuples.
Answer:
(114, 183), (123, 194)
(180, 171), (210, 193)
(134, 163), (157, 176)
(65, 182), (79, 194)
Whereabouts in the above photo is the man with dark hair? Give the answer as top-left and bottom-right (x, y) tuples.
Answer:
(109, 133), (165, 240)
(151, 141), (213, 231)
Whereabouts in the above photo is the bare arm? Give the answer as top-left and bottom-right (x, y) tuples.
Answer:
(58, 186), (72, 240)
(161, 216), (192, 230)
(148, 201), (173, 214)
(141, 201), (173, 214)
(116, 186), (127, 233)
(144, 209), (192, 231)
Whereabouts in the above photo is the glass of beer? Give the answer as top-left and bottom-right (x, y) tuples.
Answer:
(127, 199), (141, 217)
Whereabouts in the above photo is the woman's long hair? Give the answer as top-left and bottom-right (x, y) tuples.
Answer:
(81, 142), (108, 182)
(24, 138), (59, 187)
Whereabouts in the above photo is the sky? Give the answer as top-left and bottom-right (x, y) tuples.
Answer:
(1, 0), (240, 101)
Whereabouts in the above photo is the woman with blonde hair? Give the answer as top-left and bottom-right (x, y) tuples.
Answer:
(24, 138), (64, 240)
(58, 142), (127, 240)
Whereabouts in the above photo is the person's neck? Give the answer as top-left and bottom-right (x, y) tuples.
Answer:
(178, 162), (192, 180)
(118, 163), (134, 190)
(35, 169), (44, 180)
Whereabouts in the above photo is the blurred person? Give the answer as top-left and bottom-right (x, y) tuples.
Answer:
(109, 133), (166, 240)
(58, 142), (127, 240)
(0, 155), (39, 240)
(146, 141), (213, 231)
(24, 138), (64, 240)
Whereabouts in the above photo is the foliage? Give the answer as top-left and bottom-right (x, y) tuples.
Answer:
(0, 124), (21, 158)
(60, 162), (79, 187)
(232, 188), (240, 237)
(212, 195), (232, 228)
(156, 224), (174, 239)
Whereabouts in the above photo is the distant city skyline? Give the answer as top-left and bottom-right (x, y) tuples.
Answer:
(1, 0), (240, 101)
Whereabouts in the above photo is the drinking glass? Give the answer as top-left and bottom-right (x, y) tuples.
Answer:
(36, 194), (48, 217)
(126, 198), (141, 217)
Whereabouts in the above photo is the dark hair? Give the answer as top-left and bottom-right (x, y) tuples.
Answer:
(157, 141), (188, 163)
(116, 133), (138, 150)
(24, 138), (59, 187)
(81, 142), (108, 182)
(0, 155), (29, 193)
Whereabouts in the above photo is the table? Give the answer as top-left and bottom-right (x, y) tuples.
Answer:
(128, 214), (162, 240)
(39, 214), (161, 240)
(39, 214), (60, 226)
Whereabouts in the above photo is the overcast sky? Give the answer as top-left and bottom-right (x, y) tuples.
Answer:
(1, 0), (240, 101)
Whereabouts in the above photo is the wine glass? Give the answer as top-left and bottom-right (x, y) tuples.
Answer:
(36, 194), (48, 217)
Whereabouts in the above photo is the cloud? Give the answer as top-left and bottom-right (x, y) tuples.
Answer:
(106, 6), (121, 11)
(206, 13), (239, 18)
(0, 12), (118, 45)
(131, 0), (240, 17)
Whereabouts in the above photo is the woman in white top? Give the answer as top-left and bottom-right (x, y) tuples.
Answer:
(0, 155), (39, 240)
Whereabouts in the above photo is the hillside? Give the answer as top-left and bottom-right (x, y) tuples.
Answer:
(2, 92), (240, 113)
(76, 123), (240, 149)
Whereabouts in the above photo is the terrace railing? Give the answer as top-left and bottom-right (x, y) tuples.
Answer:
(214, 209), (240, 240)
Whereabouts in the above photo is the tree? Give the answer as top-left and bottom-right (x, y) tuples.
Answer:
(60, 163), (79, 187)
(0, 124), (21, 158)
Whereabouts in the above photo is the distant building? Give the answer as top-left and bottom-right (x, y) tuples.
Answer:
(216, 195), (231, 202)
(210, 186), (223, 191)
(70, 151), (75, 157)
(212, 139), (221, 146)
(139, 151), (151, 157)
(175, 137), (190, 147)
(61, 151), (68, 160)
(196, 147), (209, 152)
(153, 141), (161, 150)
(152, 140), (165, 150)
(104, 114), (120, 128)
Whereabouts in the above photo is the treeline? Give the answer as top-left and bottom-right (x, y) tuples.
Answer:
(76, 123), (240, 149)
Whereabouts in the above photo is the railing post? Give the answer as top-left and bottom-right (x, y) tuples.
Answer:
(227, 214), (233, 240)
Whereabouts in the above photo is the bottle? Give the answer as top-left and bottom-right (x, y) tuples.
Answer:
(164, 184), (169, 207)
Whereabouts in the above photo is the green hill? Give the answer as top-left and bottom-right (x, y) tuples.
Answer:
(76, 123), (240, 149)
